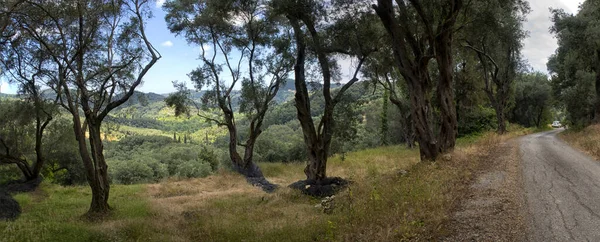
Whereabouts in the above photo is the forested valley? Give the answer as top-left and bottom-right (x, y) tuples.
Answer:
(0, 0), (598, 241)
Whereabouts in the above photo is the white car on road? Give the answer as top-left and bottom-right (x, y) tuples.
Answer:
(552, 121), (562, 128)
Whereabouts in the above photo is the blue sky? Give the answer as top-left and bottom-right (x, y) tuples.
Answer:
(1, 2), (199, 95)
(0, 0), (583, 95)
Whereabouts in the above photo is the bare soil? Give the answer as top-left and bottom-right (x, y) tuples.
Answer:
(443, 140), (527, 241)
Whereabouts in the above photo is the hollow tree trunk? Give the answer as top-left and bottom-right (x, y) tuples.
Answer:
(241, 139), (263, 178)
(226, 123), (245, 173)
(29, 116), (49, 181)
(223, 112), (265, 178)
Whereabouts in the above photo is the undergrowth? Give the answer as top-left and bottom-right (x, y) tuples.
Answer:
(0, 126), (533, 241)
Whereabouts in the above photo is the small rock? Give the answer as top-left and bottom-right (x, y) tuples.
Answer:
(320, 195), (336, 214)
(442, 154), (452, 161)
(397, 169), (408, 177)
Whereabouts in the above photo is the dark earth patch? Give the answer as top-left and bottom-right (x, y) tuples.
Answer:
(0, 190), (21, 221)
(246, 176), (278, 193)
(289, 177), (350, 197)
(2, 177), (43, 193)
(0, 177), (43, 221)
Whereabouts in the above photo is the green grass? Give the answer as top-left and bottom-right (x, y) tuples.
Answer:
(1, 126), (532, 241)
(0, 183), (163, 242)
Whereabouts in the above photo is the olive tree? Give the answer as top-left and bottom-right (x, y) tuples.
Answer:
(372, 0), (463, 161)
(5, 0), (160, 216)
(164, 0), (293, 191)
(273, 0), (378, 190)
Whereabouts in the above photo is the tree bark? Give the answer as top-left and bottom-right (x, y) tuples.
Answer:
(87, 123), (110, 214)
(495, 104), (507, 134)
(435, 31), (458, 152)
(288, 17), (326, 181)
(594, 50), (600, 123)
(226, 120), (263, 178)
(373, 0), (445, 161)
(29, 112), (52, 181)
(407, 75), (439, 161)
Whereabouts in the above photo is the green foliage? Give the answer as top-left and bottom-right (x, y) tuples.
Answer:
(256, 122), (306, 162)
(116, 135), (175, 152)
(110, 159), (156, 185)
(106, 135), (219, 184)
(42, 117), (85, 185)
(548, 1), (600, 127)
(458, 105), (497, 137)
(511, 72), (553, 127)
(174, 160), (212, 179)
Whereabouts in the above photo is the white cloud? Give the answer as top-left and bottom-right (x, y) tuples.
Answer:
(558, 0), (581, 13)
(521, 0), (582, 73)
(161, 40), (173, 47)
(0, 81), (6, 93)
(156, 0), (166, 8)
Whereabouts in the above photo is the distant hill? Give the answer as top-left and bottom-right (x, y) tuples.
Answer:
(0, 93), (15, 98)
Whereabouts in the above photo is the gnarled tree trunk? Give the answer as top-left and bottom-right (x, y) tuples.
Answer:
(87, 122), (110, 214)
(594, 50), (600, 123)
(71, 114), (111, 215)
(407, 73), (439, 161)
(435, 31), (458, 152)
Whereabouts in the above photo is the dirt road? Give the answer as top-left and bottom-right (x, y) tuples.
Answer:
(522, 129), (600, 241)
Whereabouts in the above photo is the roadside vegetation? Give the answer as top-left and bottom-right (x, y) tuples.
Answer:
(561, 125), (600, 160)
(0, 126), (535, 241)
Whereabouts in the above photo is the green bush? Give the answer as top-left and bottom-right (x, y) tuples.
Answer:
(110, 159), (154, 185)
(458, 105), (497, 137)
(175, 160), (212, 178)
(198, 146), (220, 170)
(255, 123), (306, 163)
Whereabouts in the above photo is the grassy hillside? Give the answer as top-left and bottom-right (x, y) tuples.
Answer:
(0, 128), (535, 241)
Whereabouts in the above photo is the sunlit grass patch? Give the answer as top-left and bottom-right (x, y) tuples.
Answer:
(0, 183), (166, 242)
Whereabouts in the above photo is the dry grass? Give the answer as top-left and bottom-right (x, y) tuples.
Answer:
(561, 124), (600, 160)
(144, 132), (524, 241)
(2, 128), (534, 242)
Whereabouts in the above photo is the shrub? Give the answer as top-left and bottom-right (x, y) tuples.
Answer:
(175, 160), (212, 179)
(458, 105), (497, 137)
(116, 135), (175, 152)
(110, 159), (154, 185)
(198, 146), (220, 171)
(255, 124), (306, 162)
